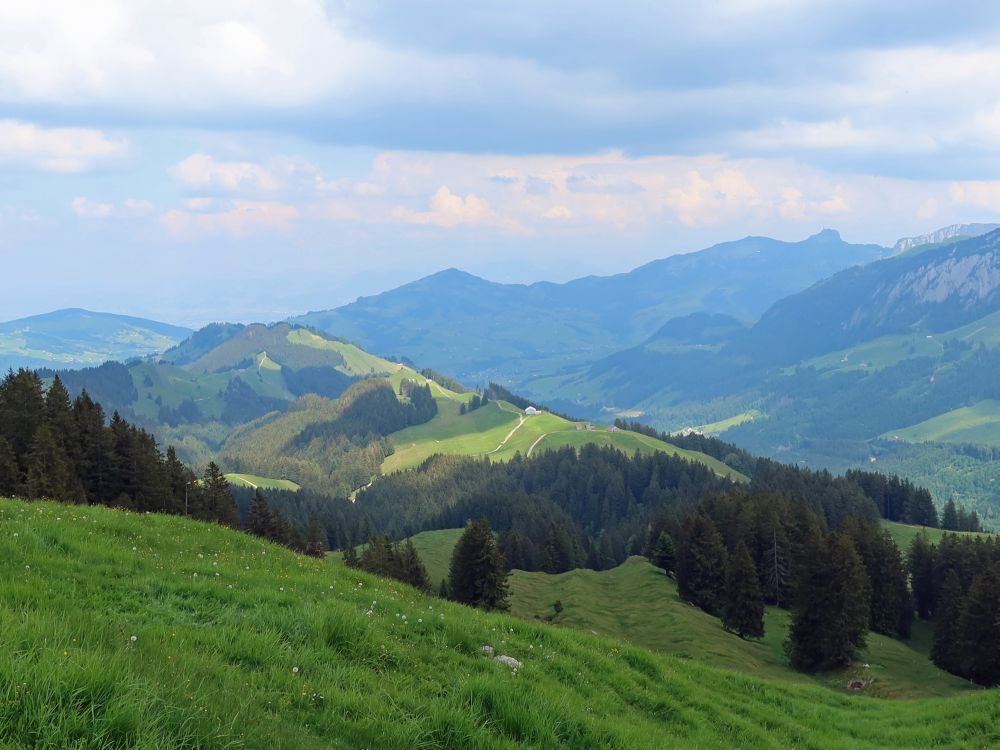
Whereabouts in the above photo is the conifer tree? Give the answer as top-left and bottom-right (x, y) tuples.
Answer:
(907, 532), (936, 620)
(0, 437), (19, 496)
(398, 539), (432, 592)
(303, 514), (328, 557)
(931, 569), (964, 675)
(651, 531), (676, 574)
(940, 500), (959, 531)
(26, 424), (72, 502)
(247, 489), (274, 539)
(957, 563), (1000, 686)
(676, 512), (728, 615)
(448, 517), (509, 611)
(722, 540), (765, 639)
(762, 527), (790, 607)
(786, 532), (869, 672)
(343, 544), (359, 568)
(202, 462), (240, 527)
(438, 578), (449, 599)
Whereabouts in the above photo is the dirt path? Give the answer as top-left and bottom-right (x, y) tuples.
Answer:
(487, 415), (526, 454)
(526, 432), (550, 457)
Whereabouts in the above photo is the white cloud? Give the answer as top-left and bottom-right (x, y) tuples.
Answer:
(392, 186), (525, 232)
(160, 199), (298, 236)
(170, 154), (282, 193)
(0, 119), (127, 172)
(72, 196), (152, 218)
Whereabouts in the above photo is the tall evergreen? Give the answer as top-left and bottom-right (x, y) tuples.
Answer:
(786, 532), (869, 672)
(722, 540), (765, 639)
(398, 539), (432, 592)
(650, 531), (676, 574)
(247, 489), (275, 539)
(940, 500), (959, 531)
(26, 424), (73, 502)
(957, 563), (1000, 686)
(201, 462), (240, 527)
(448, 517), (509, 611)
(0, 437), (19, 496)
(676, 512), (727, 616)
(303, 514), (328, 557)
(931, 569), (964, 675)
(907, 532), (936, 620)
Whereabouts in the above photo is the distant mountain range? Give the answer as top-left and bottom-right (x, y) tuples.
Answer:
(294, 229), (888, 383)
(0, 308), (191, 371)
(892, 223), (1000, 254)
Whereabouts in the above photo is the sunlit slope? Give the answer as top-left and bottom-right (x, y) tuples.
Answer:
(509, 557), (974, 701)
(2, 499), (997, 749)
(882, 400), (1000, 446)
(384, 399), (747, 481)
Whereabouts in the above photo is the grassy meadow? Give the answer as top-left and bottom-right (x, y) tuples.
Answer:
(224, 473), (302, 492)
(384, 397), (747, 482)
(882, 400), (1000, 446)
(1, 499), (997, 749)
(396, 529), (976, 700)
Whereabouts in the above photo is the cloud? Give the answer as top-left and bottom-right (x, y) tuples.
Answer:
(160, 199), (298, 236)
(170, 154), (282, 193)
(71, 196), (153, 218)
(392, 186), (526, 232)
(0, 119), (127, 172)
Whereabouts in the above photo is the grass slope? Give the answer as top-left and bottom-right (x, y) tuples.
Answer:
(384, 399), (747, 482)
(4, 499), (997, 749)
(880, 520), (992, 551)
(224, 473), (301, 492)
(883, 400), (1000, 446)
(508, 557), (974, 701)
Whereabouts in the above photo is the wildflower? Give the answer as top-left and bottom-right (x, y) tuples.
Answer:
(130, 635), (137, 643)
(292, 666), (300, 674)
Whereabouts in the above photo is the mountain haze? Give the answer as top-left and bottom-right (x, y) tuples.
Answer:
(0, 308), (191, 371)
(294, 230), (887, 382)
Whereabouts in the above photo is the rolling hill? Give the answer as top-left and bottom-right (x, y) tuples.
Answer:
(3, 498), (996, 749)
(294, 230), (887, 383)
(0, 308), (190, 371)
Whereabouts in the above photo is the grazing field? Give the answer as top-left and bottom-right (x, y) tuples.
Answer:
(384, 398), (748, 481)
(883, 400), (1000, 446)
(509, 557), (975, 700)
(692, 409), (763, 436)
(2, 498), (997, 749)
(881, 519), (992, 551)
(224, 473), (301, 492)
(404, 527), (465, 586)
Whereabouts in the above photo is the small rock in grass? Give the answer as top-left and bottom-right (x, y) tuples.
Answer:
(495, 655), (522, 669)
(480, 645), (495, 657)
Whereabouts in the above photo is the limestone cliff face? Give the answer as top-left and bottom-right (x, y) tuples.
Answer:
(893, 223), (1000, 254)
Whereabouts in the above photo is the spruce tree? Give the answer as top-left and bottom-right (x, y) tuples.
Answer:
(907, 532), (936, 620)
(651, 531), (676, 574)
(448, 517), (509, 611)
(941, 500), (959, 531)
(398, 539), (432, 592)
(722, 540), (765, 639)
(202, 462), (240, 527)
(676, 512), (727, 616)
(247, 489), (274, 538)
(343, 544), (359, 568)
(957, 563), (1000, 686)
(0, 436), (19, 496)
(303, 514), (328, 557)
(26, 424), (72, 502)
(786, 532), (869, 672)
(931, 569), (964, 675)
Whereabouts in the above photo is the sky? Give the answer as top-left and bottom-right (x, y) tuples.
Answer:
(4, 0), (1000, 326)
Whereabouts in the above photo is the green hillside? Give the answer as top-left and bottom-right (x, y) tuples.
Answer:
(0, 308), (190, 371)
(3, 499), (997, 749)
(224, 473), (301, 492)
(880, 520), (992, 550)
(400, 532), (976, 700)
(384, 398), (746, 482)
(508, 557), (972, 700)
(883, 400), (1000, 446)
